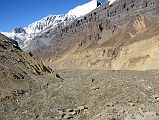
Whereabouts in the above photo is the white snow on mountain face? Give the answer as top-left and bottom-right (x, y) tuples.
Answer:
(1, 32), (34, 49)
(1, 0), (99, 50)
(67, 0), (98, 18)
(22, 0), (99, 35)
(108, 0), (117, 4)
(24, 15), (66, 34)
(24, 0), (99, 35)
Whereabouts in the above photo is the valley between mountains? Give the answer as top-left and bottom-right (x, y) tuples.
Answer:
(1, 0), (159, 120)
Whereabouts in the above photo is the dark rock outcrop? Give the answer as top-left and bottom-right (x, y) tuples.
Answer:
(12, 27), (26, 34)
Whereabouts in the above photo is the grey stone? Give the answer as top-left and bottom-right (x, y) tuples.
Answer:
(143, 116), (159, 120)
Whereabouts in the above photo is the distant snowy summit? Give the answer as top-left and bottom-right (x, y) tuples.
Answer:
(67, 0), (101, 18)
(6, 0), (101, 35)
(24, 0), (101, 34)
(12, 27), (26, 34)
(24, 15), (66, 34)
(2, 0), (101, 49)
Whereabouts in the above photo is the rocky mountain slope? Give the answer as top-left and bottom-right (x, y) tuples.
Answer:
(30, 0), (159, 71)
(0, 33), (54, 102)
(48, 16), (159, 70)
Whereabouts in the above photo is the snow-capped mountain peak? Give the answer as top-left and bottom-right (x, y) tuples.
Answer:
(67, 0), (101, 18)
(1, 0), (100, 50)
(12, 27), (26, 34)
(24, 14), (66, 34)
(24, 0), (100, 35)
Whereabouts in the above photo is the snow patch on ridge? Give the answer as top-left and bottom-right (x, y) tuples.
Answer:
(108, 0), (117, 4)
(24, 15), (66, 34)
(67, 0), (98, 18)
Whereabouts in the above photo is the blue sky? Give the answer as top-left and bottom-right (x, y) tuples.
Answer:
(0, 0), (105, 32)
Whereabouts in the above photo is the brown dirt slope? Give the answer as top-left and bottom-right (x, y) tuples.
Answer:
(0, 33), (53, 102)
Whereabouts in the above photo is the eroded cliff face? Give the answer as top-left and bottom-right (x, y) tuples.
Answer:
(21, 0), (159, 71)
(28, 0), (159, 54)
(49, 35), (159, 70)
(47, 16), (159, 70)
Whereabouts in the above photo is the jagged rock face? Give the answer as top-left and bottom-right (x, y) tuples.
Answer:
(2, 0), (159, 71)
(104, 0), (159, 25)
(26, 0), (159, 70)
(46, 15), (159, 70)
(12, 27), (26, 34)
(26, 16), (113, 59)
(0, 33), (53, 102)
(43, 18), (158, 71)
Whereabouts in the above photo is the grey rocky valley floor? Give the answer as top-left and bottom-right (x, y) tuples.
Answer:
(1, 70), (159, 120)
